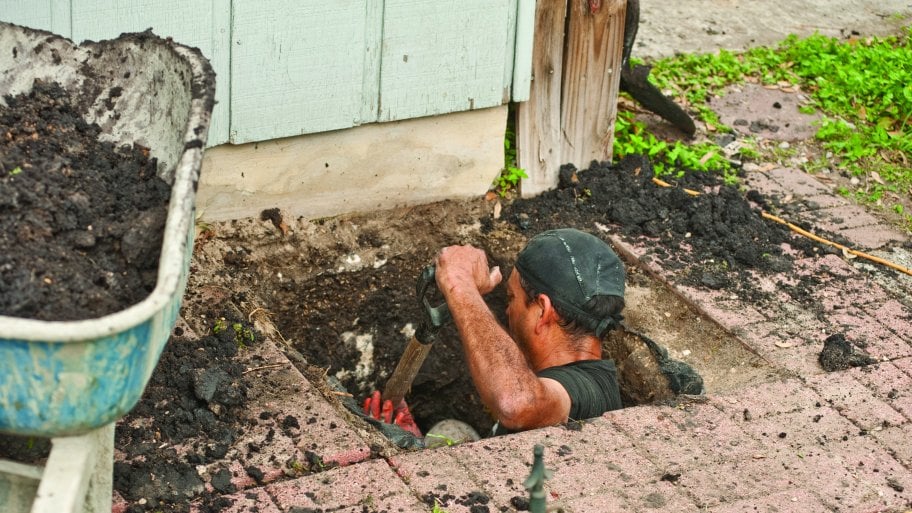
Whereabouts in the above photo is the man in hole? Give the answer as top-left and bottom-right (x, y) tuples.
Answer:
(366, 228), (625, 436)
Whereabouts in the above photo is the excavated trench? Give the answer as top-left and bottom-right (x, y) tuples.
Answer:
(254, 253), (780, 436)
(193, 154), (810, 437)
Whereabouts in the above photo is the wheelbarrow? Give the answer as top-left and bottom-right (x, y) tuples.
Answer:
(0, 22), (216, 438)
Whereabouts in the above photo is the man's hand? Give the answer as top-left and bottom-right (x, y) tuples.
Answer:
(435, 245), (502, 299)
(362, 391), (422, 437)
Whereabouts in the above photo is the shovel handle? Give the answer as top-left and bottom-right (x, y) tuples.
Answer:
(381, 265), (449, 405)
(382, 335), (434, 406)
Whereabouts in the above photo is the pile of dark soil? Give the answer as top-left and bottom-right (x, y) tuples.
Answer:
(0, 80), (170, 321)
(113, 313), (259, 512)
(509, 155), (825, 295)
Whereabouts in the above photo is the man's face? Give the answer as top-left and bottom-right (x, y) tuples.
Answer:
(505, 270), (536, 351)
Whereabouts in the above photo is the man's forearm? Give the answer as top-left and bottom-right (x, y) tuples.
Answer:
(446, 287), (547, 424)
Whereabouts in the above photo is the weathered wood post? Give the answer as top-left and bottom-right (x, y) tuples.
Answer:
(516, 0), (627, 196)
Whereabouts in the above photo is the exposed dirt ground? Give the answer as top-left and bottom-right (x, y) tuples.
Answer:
(82, 69), (912, 508)
(183, 149), (817, 435)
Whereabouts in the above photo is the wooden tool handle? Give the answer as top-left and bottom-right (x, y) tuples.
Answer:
(383, 336), (433, 405)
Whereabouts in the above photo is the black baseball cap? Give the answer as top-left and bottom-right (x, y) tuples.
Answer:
(514, 229), (625, 337)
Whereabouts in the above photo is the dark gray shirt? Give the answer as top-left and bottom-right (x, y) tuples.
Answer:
(537, 359), (622, 420)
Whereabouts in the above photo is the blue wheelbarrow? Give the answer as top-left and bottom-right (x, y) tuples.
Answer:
(0, 22), (216, 438)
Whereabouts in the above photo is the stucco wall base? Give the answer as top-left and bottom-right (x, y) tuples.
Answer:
(197, 106), (507, 222)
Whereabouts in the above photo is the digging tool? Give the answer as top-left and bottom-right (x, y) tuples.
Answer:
(382, 265), (451, 406)
(619, 0), (696, 136)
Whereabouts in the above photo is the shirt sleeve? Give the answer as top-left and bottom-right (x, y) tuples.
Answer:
(537, 360), (623, 420)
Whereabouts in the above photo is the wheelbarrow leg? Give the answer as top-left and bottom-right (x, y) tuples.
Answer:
(32, 423), (114, 513)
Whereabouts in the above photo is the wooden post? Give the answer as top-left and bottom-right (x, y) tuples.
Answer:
(516, 0), (567, 197)
(517, 0), (627, 197)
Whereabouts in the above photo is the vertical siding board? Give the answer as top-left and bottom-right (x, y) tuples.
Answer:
(502, 0), (518, 103)
(511, 0), (535, 102)
(560, 0), (625, 167)
(378, 0), (512, 122)
(360, 0), (384, 124)
(516, 0), (566, 196)
(67, 0), (231, 146)
(50, 0), (71, 37)
(229, 2), (366, 144)
(0, 1), (54, 33)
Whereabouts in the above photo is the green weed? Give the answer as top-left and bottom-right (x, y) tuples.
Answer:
(496, 121), (528, 196)
(617, 26), (912, 227)
(425, 433), (458, 447)
(212, 318), (254, 348)
(614, 110), (737, 184)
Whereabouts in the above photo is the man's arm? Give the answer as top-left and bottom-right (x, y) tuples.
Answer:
(435, 245), (570, 431)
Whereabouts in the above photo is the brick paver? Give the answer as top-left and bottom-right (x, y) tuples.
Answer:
(850, 362), (912, 422)
(840, 224), (909, 249)
(708, 488), (830, 513)
(266, 459), (425, 512)
(873, 423), (912, 467)
(799, 204), (884, 231)
(806, 370), (908, 430)
(738, 406), (859, 452)
(766, 167), (833, 196)
(867, 299), (912, 344)
(389, 449), (489, 513)
(710, 378), (824, 419)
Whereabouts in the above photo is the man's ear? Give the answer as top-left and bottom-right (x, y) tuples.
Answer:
(535, 294), (556, 332)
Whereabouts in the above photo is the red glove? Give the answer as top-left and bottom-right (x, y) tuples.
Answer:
(362, 391), (422, 437)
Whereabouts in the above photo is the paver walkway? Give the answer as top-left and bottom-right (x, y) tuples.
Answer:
(110, 164), (912, 513)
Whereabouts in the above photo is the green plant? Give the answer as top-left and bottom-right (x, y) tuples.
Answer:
(8, 166), (22, 176)
(617, 26), (912, 227)
(212, 318), (254, 348)
(232, 322), (254, 348)
(431, 499), (451, 513)
(495, 121), (528, 196)
(287, 459), (306, 473)
(613, 110), (737, 183)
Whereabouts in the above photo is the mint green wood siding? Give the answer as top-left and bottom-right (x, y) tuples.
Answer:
(2, 1), (532, 146)
(0, 0), (230, 146)
(229, 1), (370, 144)
(377, 0), (513, 122)
(0, 0), (70, 36)
(69, 0), (231, 146)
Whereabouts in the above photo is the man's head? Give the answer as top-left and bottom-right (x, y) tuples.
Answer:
(510, 229), (625, 342)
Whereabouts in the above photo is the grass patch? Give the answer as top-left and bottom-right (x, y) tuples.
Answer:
(616, 25), (912, 230)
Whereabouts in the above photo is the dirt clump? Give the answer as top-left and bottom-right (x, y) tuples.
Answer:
(818, 332), (877, 372)
(0, 80), (169, 321)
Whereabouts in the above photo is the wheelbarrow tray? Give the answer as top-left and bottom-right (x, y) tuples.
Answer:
(0, 22), (215, 437)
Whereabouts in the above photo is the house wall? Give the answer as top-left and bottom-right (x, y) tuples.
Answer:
(1, 0), (526, 146)
(1, 1), (532, 221)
